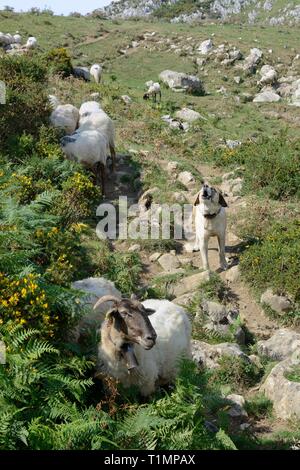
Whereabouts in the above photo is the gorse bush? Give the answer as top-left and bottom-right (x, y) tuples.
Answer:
(43, 48), (73, 78)
(240, 220), (300, 303)
(207, 135), (300, 200)
(0, 55), (50, 149)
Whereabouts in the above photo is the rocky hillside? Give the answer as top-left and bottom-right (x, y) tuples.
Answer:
(103, 0), (300, 25)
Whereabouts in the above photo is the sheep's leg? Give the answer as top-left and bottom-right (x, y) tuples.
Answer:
(159, 90), (162, 102)
(109, 144), (116, 172)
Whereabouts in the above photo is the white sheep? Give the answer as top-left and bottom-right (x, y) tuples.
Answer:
(259, 65), (277, 86)
(0, 33), (12, 46)
(26, 37), (38, 49)
(90, 64), (103, 84)
(79, 101), (102, 116)
(13, 34), (22, 44)
(60, 129), (108, 194)
(143, 82), (161, 103)
(50, 104), (79, 134)
(94, 296), (192, 396)
(78, 105), (116, 171)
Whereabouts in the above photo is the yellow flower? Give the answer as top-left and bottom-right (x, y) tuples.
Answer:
(1, 300), (8, 307)
(19, 319), (27, 325)
(21, 288), (27, 297)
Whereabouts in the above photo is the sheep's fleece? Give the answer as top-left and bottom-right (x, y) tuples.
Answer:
(98, 299), (191, 396)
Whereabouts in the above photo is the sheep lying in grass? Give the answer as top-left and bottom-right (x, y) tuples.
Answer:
(50, 104), (79, 134)
(90, 64), (103, 84)
(143, 82), (161, 103)
(61, 129), (108, 194)
(79, 101), (116, 171)
(94, 295), (191, 396)
(73, 66), (91, 82)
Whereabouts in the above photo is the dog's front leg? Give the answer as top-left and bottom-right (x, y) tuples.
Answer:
(200, 236), (209, 271)
(218, 234), (228, 270)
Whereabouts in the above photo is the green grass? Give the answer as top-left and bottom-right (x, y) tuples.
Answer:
(285, 365), (300, 383)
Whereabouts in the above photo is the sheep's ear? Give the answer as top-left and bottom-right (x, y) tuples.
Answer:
(193, 192), (200, 206)
(145, 308), (156, 316)
(218, 193), (228, 207)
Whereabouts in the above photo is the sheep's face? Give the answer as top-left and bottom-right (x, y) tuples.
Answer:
(107, 299), (157, 351)
(143, 93), (150, 100)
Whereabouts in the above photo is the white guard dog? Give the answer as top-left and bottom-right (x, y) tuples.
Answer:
(193, 183), (228, 271)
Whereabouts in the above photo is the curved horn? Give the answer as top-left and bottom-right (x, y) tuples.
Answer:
(93, 295), (120, 310)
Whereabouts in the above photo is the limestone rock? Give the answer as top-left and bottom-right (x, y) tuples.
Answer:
(257, 329), (300, 360)
(175, 108), (202, 122)
(261, 353), (300, 420)
(260, 289), (292, 314)
(158, 253), (180, 272)
(159, 70), (205, 95)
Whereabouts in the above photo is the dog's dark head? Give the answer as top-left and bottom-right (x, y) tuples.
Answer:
(194, 183), (227, 208)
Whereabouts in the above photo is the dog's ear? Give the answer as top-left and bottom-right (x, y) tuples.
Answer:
(218, 193), (228, 207)
(193, 192), (200, 206)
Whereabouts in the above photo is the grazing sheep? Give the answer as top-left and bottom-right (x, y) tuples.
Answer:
(94, 295), (191, 396)
(61, 129), (108, 194)
(259, 65), (277, 86)
(78, 105), (116, 171)
(90, 64), (103, 84)
(26, 37), (38, 49)
(0, 32), (12, 46)
(50, 104), (79, 134)
(73, 66), (91, 82)
(13, 34), (22, 44)
(143, 82), (161, 103)
(79, 101), (102, 116)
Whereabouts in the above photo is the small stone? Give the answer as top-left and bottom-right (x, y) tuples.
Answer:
(177, 171), (195, 188)
(234, 76), (242, 84)
(175, 108), (202, 123)
(149, 252), (161, 263)
(158, 253), (180, 272)
(225, 265), (240, 283)
(173, 271), (210, 297)
(121, 95), (132, 104)
(128, 244), (140, 253)
(260, 289), (292, 314)
(257, 329), (300, 360)
(167, 161), (179, 172)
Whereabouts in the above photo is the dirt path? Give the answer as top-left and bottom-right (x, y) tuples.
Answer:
(75, 32), (110, 48)
(106, 153), (278, 340)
